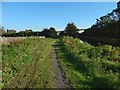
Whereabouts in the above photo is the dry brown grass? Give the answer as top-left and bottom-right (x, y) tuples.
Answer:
(0, 37), (26, 44)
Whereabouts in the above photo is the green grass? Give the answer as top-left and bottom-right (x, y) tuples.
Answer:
(1, 36), (120, 89)
(57, 36), (120, 89)
(2, 38), (55, 88)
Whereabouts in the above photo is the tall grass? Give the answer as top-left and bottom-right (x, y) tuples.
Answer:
(57, 36), (120, 89)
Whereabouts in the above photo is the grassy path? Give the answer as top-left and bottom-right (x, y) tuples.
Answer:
(2, 38), (72, 88)
(2, 37), (119, 89)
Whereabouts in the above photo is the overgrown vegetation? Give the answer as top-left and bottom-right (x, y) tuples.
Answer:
(2, 38), (55, 88)
(57, 36), (120, 89)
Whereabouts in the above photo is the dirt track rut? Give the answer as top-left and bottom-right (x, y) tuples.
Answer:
(3, 44), (72, 88)
(51, 45), (72, 88)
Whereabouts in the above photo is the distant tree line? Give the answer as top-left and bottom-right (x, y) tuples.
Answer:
(0, 27), (58, 39)
(0, 23), (80, 38)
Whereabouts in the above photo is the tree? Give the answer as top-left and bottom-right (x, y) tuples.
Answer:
(59, 31), (66, 36)
(41, 27), (57, 38)
(81, 1), (120, 46)
(49, 27), (57, 38)
(41, 28), (50, 37)
(65, 23), (78, 36)
(117, 1), (120, 9)
(17, 31), (25, 37)
(116, 1), (120, 20)
(25, 29), (33, 36)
